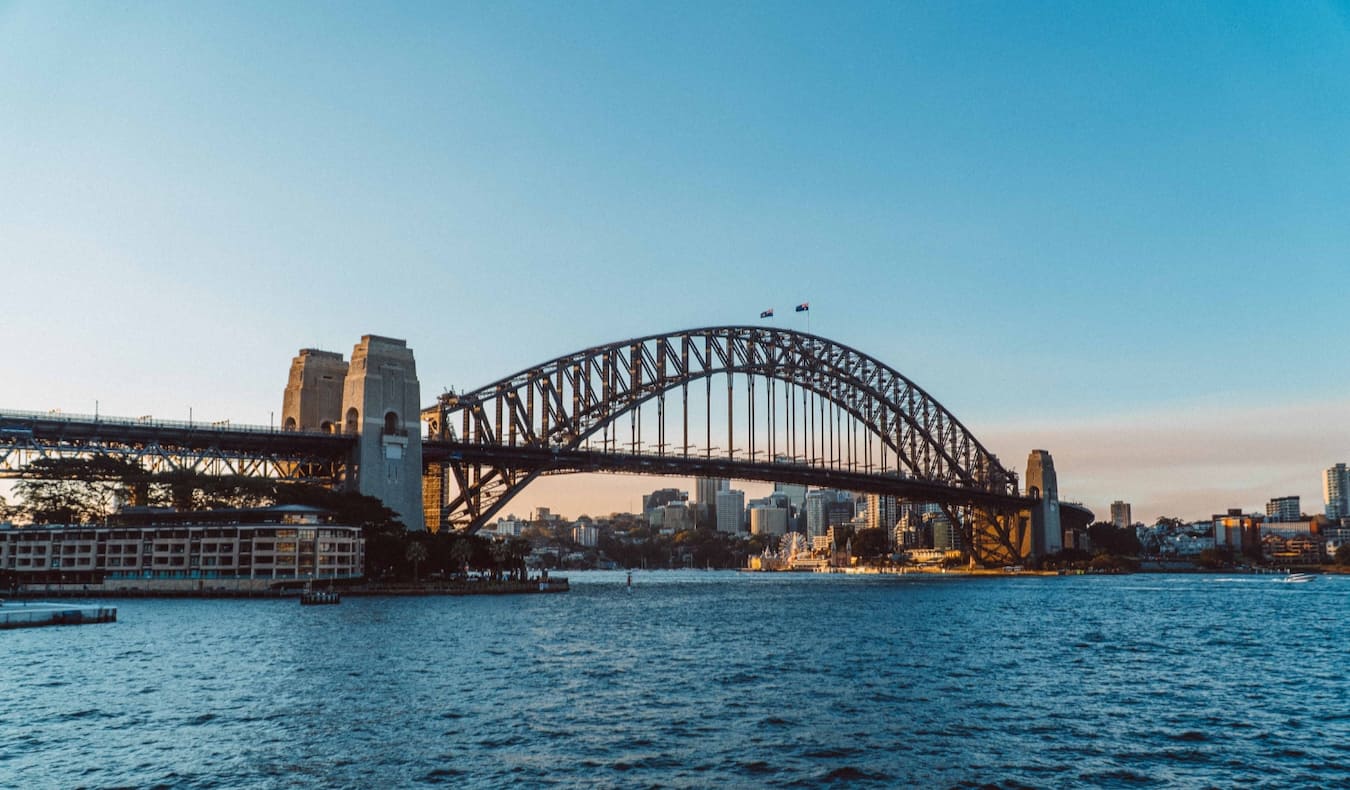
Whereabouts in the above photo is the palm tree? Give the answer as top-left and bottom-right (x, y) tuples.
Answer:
(507, 537), (532, 581)
(406, 540), (429, 583)
(450, 538), (473, 576)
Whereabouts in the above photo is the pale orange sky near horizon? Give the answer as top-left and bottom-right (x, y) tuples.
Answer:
(496, 397), (1349, 525)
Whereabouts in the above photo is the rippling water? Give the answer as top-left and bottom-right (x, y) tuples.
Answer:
(4, 571), (1350, 788)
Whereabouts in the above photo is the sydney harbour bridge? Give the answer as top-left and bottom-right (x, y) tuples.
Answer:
(0, 327), (1090, 566)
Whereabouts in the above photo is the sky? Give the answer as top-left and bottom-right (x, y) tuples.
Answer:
(3, 1), (1350, 522)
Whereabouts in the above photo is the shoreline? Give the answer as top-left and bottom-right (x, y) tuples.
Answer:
(0, 577), (569, 600)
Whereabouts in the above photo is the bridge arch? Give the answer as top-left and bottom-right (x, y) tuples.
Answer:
(425, 326), (1021, 544)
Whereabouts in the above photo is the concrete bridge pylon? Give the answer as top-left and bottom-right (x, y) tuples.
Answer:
(282, 336), (423, 529)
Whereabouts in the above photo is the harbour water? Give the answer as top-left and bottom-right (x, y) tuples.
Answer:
(4, 571), (1349, 787)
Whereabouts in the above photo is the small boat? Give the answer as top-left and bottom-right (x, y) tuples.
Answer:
(1281, 572), (1316, 584)
(300, 590), (341, 605)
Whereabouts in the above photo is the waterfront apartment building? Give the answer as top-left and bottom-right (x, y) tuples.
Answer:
(1324, 464), (1350, 520)
(1110, 501), (1132, 530)
(0, 506), (364, 593)
(1265, 496), (1301, 523)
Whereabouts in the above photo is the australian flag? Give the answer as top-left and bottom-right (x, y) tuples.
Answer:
(760, 309), (774, 318)
(795, 302), (809, 312)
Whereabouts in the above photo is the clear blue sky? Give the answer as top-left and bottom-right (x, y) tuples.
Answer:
(4, 1), (1350, 520)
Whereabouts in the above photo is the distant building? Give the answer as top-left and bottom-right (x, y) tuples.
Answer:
(715, 489), (745, 534)
(493, 515), (526, 537)
(571, 523), (599, 548)
(865, 495), (899, 533)
(894, 510), (927, 549)
(772, 480), (808, 512)
(660, 502), (694, 534)
(805, 490), (854, 537)
(695, 477), (728, 523)
(931, 513), (962, 552)
(642, 488), (687, 512)
(1325, 464), (1350, 520)
(1212, 509), (1259, 553)
(1265, 496), (1300, 523)
(1110, 501), (1132, 530)
(749, 505), (789, 535)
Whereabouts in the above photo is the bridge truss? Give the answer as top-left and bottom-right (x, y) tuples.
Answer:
(424, 326), (1033, 564)
(0, 411), (352, 484)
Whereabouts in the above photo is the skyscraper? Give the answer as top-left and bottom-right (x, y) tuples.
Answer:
(1324, 464), (1349, 520)
(1110, 501), (1132, 529)
(805, 490), (853, 537)
(865, 494), (899, 533)
(695, 477), (727, 507)
(716, 489), (745, 534)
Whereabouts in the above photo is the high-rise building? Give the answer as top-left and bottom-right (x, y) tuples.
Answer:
(1110, 501), (1132, 529)
(1265, 496), (1300, 523)
(749, 505), (789, 535)
(931, 513), (962, 551)
(865, 494), (899, 533)
(805, 490), (853, 537)
(715, 489), (745, 534)
(1324, 464), (1349, 520)
(773, 481), (808, 512)
(695, 478), (728, 507)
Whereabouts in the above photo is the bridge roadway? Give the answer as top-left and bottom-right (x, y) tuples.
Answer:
(0, 409), (1034, 507)
(0, 409), (353, 480)
(421, 442), (1036, 512)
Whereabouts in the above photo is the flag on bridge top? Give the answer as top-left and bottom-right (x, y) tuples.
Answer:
(795, 302), (810, 312)
(760, 308), (774, 318)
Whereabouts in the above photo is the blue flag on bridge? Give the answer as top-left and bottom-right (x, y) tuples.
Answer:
(760, 309), (774, 318)
(795, 302), (809, 312)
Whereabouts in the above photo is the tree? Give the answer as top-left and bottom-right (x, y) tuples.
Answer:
(852, 528), (889, 561)
(405, 540), (429, 583)
(1335, 543), (1350, 566)
(1087, 521), (1142, 557)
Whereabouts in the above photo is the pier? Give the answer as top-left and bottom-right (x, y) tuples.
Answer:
(0, 601), (117, 629)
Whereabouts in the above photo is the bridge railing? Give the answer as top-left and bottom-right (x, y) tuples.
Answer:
(0, 409), (335, 438)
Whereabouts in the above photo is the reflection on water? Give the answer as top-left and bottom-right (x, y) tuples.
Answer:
(4, 571), (1349, 787)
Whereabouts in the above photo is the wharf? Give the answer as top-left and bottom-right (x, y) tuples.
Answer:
(0, 601), (117, 629)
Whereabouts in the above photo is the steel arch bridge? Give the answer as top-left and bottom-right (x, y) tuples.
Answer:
(422, 326), (1038, 564)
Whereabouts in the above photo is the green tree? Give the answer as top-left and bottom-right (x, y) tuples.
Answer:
(1335, 543), (1350, 566)
(852, 528), (889, 561)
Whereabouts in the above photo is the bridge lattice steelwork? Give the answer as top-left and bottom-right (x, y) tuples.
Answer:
(423, 326), (1033, 562)
(0, 410), (351, 483)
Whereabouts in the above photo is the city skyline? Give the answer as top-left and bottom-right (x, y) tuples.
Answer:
(5, 3), (1350, 522)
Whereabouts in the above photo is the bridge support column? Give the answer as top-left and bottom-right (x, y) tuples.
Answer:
(341, 336), (424, 529)
(1024, 449), (1062, 561)
(422, 464), (445, 533)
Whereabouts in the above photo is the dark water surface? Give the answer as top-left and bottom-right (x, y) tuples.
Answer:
(4, 571), (1349, 788)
